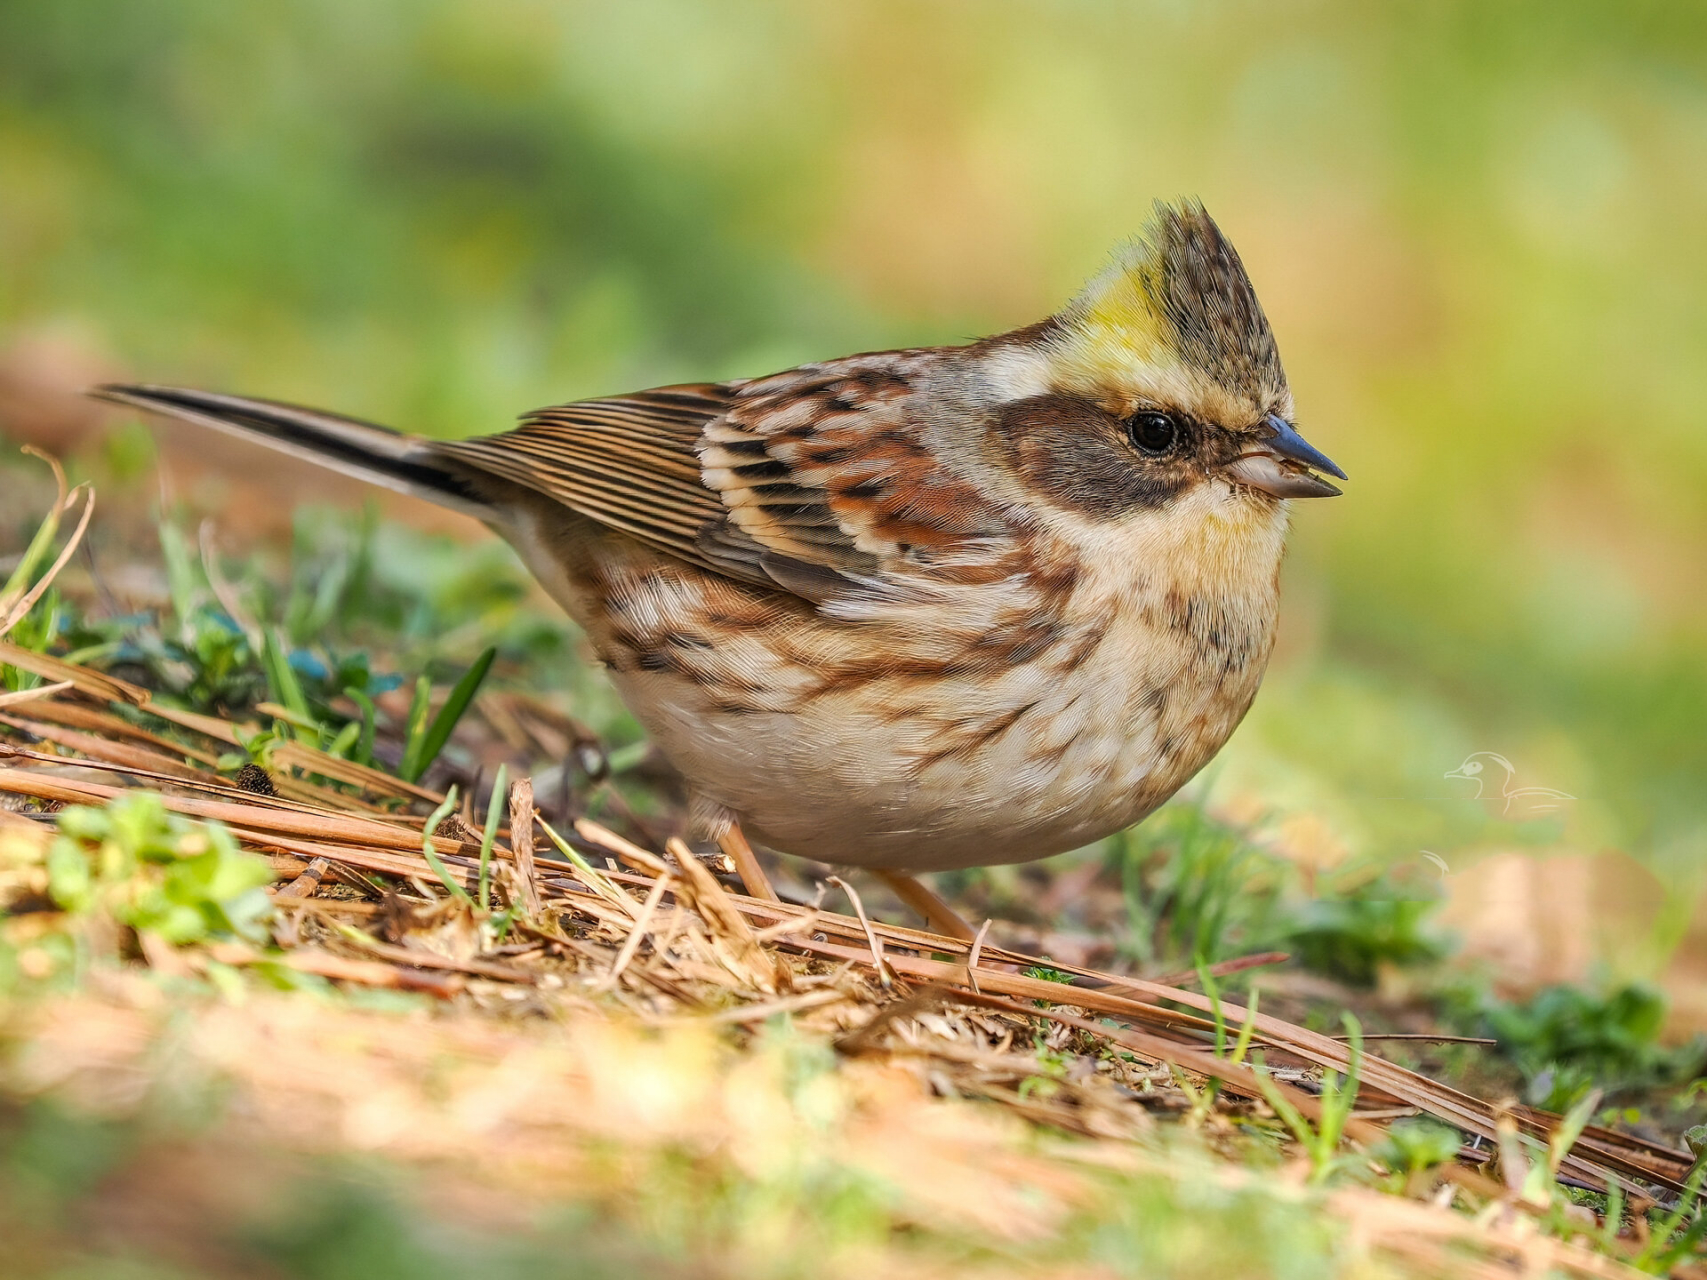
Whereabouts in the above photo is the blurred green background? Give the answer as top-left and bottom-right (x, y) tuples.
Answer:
(2, 2), (1704, 990)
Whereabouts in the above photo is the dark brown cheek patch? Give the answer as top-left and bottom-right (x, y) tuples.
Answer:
(996, 395), (1193, 520)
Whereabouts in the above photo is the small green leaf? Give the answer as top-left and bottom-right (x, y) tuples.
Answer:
(1373, 1117), (1462, 1175)
(44, 795), (276, 950)
(46, 837), (95, 913)
(1021, 961), (1075, 985)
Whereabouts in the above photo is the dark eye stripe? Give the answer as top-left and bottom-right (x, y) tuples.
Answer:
(995, 394), (1193, 520)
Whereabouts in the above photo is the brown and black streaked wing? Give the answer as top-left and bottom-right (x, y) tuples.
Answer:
(696, 353), (1017, 598)
(437, 357), (1018, 605)
(433, 384), (742, 576)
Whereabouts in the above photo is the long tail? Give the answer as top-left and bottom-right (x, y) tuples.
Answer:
(91, 385), (493, 520)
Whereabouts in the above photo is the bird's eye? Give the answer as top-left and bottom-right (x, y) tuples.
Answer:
(1126, 411), (1180, 456)
(1465, 762), (1482, 775)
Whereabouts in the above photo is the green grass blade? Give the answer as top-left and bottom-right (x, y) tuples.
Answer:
(1250, 1053), (1315, 1151)
(1318, 1012), (1365, 1155)
(326, 720), (360, 759)
(0, 495), (63, 614)
(1636, 1163), (1707, 1271)
(1198, 958), (1227, 1057)
(478, 763), (507, 911)
(262, 629), (312, 722)
(536, 814), (629, 911)
(1600, 1177), (1625, 1254)
(341, 686), (377, 765)
(398, 674), (432, 781)
(342, 686), (377, 765)
(1548, 1088), (1602, 1179)
(403, 646), (495, 783)
(158, 519), (203, 637)
(298, 554), (351, 643)
(420, 788), (472, 904)
(1166, 1064), (1205, 1111)
(1231, 989), (1260, 1066)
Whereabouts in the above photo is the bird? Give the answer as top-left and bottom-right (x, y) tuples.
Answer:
(94, 200), (1345, 938)
(1445, 752), (1575, 821)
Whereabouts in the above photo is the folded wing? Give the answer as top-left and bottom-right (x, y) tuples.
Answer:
(96, 353), (1017, 606)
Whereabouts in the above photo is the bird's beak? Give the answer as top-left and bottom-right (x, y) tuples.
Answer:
(1443, 766), (1471, 780)
(1225, 414), (1346, 499)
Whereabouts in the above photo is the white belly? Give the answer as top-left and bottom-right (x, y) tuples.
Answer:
(609, 592), (1272, 871)
(506, 503), (1279, 872)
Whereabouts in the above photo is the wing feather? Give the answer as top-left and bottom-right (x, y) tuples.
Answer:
(435, 385), (733, 572)
(430, 358), (1018, 604)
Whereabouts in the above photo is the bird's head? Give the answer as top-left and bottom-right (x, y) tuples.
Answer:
(979, 201), (1344, 542)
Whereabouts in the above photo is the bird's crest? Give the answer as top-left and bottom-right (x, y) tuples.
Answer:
(1058, 201), (1287, 409)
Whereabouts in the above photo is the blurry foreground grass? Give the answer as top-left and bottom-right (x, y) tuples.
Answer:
(4, 462), (1707, 1277)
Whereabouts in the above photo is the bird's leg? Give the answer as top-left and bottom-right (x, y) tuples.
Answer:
(874, 869), (976, 942)
(718, 821), (780, 903)
(692, 797), (780, 902)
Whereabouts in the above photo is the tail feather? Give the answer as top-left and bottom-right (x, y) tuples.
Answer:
(91, 384), (492, 519)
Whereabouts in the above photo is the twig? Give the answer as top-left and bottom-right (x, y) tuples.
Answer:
(827, 875), (890, 988)
(753, 911), (820, 944)
(328, 929), (537, 983)
(542, 816), (639, 917)
(573, 817), (671, 879)
(0, 764), (461, 855)
(1337, 1033), (1497, 1045)
(602, 870), (672, 989)
(508, 774), (541, 916)
(664, 836), (780, 993)
(1151, 950), (1291, 988)
(967, 916), (993, 994)
(1, 479), (95, 637)
(275, 856), (331, 901)
(688, 989), (847, 1026)
(0, 681), (74, 709)
(0, 638), (147, 705)
(205, 943), (466, 998)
